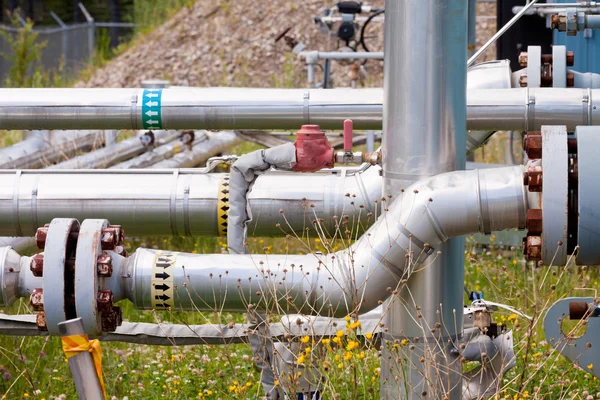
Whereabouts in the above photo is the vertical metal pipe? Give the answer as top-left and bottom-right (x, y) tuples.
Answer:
(57, 318), (104, 400)
(381, 0), (467, 398)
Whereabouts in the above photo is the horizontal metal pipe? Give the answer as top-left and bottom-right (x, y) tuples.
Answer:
(122, 166), (527, 316)
(50, 131), (180, 169)
(0, 131), (104, 169)
(1, 87), (599, 133)
(467, 88), (600, 131)
(150, 131), (242, 168)
(0, 166), (527, 315)
(0, 165), (381, 237)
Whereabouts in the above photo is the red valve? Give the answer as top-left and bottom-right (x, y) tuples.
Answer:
(343, 119), (353, 152)
(293, 125), (334, 172)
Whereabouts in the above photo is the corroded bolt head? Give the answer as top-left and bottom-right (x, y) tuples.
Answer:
(526, 166), (543, 192)
(109, 225), (124, 246)
(97, 252), (113, 277)
(567, 72), (575, 87)
(100, 228), (116, 250)
(526, 235), (542, 261)
(36, 311), (47, 331)
(526, 209), (543, 235)
(519, 74), (528, 87)
(101, 306), (123, 332)
(30, 253), (44, 277)
(30, 288), (44, 311)
(35, 227), (48, 250)
(566, 51), (575, 67)
(96, 290), (114, 313)
(523, 133), (542, 159)
(518, 52), (528, 67)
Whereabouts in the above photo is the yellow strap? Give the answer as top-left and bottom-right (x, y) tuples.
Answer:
(61, 334), (106, 399)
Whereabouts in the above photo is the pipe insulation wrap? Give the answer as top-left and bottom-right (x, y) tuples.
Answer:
(228, 143), (297, 254)
(123, 166), (527, 316)
(0, 166), (381, 237)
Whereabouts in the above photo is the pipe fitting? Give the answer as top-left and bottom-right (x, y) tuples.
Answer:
(30, 288), (44, 311)
(292, 125), (334, 172)
(96, 290), (114, 313)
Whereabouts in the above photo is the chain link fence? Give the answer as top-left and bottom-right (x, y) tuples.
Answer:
(0, 19), (133, 84)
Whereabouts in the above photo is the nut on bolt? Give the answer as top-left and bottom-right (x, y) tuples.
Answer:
(566, 51), (575, 67)
(101, 306), (123, 332)
(518, 52), (528, 67)
(519, 74), (528, 88)
(525, 166), (543, 192)
(97, 252), (113, 277)
(96, 289), (114, 313)
(526, 209), (543, 235)
(101, 225), (124, 250)
(523, 133), (542, 159)
(36, 311), (47, 331)
(30, 288), (44, 311)
(35, 225), (49, 250)
(30, 253), (44, 277)
(525, 235), (542, 261)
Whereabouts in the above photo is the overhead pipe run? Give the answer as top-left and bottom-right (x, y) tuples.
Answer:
(110, 131), (196, 169)
(0, 165), (527, 324)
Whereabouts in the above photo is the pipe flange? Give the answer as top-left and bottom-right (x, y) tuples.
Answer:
(43, 218), (79, 334)
(541, 125), (568, 266)
(75, 219), (110, 335)
(526, 46), (542, 88)
(576, 126), (600, 265)
(552, 45), (567, 88)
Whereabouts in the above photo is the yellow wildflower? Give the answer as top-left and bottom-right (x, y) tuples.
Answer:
(300, 336), (310, 344)
(346, 340), (359, 351)
(336, 330), (344, 338)
(365, 332), (373, 340)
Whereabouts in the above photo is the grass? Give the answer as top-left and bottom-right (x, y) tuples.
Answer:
(0, 214), (599, 399)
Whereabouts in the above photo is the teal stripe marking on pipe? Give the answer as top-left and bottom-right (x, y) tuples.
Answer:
(142, 89), (163, 129)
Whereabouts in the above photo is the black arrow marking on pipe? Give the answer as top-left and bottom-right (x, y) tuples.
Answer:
(155, 272), (170, 280)
(155, 263), (171, 269)
(155, 294), (171, 301)
(221, 205), (229, 212)
(221, 188), (229, 195)
(155, 303), (170, 308)
(154, 283), (170, 291)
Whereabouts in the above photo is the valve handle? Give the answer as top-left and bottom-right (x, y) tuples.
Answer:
(343, 119), (353, 152)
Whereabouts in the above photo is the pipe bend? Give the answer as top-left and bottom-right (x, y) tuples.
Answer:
(313, 166), (527, 316)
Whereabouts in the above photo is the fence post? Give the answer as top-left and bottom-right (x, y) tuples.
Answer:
(78, 3), (95, 64)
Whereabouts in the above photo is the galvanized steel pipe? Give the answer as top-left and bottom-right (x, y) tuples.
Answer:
(3, 87), (600, 143)
(121, 167), (527, 316)
(0, 166), (381, 237)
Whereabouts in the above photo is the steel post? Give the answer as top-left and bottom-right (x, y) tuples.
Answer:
(381, 0), (467, 398)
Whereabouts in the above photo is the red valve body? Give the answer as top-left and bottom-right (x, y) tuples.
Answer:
(293, 125), (335, 172)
